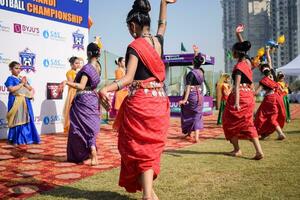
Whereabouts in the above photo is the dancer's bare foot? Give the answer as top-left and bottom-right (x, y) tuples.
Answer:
(83, 158), (92, 165)
(91, 148), (98, 166)
(277, 134), (286, 140)
(152, 189), (159, 200)
(91, 157), (98, 166)
(259, 134), (268, 140)
(253, 153), (264, 160)
(183, 133), (191, 138)
(227, 150), (242, 157)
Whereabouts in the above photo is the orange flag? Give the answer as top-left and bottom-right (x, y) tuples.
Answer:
(88, 16), (93, 30)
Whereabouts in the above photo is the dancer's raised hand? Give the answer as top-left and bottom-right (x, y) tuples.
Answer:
(165, 0), (177, 4)
(236, 24), (245, 33)
(192, 45), (199, 54)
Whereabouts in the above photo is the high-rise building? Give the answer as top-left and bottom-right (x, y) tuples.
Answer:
(298, 0), (300, 52)
(221, 0), (270, 82)
(270, 0), (300, 68)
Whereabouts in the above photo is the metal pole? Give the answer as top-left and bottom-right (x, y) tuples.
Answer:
(104, 50), (108, 85)
(104, 50), (108, 123)
(212, 64), (215, 97)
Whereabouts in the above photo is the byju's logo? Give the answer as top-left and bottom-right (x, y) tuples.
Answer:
(14, 23), (21, 33)
(13, 23), (39, 36)
(72, 29), (84, 50)
(43, 58), (66, 69)
(43, 30), (66, 41)
(19, 48), (37, 73)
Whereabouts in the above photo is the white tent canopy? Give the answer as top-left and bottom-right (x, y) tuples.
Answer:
(278, 55), (300, 75)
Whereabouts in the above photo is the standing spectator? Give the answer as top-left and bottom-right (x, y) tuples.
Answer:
(5, 61), (40, 145)
(63, 56), (81, 133)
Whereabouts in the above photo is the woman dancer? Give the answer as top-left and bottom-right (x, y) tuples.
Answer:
(61, 43), (101, 165)
(254, 47), (286, 140)
(217, 73), (231, 125)
(5, 61), (40, 145)
(179, 45), (204, 143)
(277, 71), (291, 123)
(114, 57), (128, 114)
(99, 0), (176, 199)
(63, 56), (81, 133)
(222, 40), (264, 160)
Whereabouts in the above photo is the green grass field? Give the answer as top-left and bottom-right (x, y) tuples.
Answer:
(31, 119), (300, 200)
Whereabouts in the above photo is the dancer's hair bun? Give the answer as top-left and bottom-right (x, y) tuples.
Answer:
(132, 0), (151, 13)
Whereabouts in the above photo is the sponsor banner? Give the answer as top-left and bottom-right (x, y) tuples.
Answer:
(43, 58), (66, 69)
(46, 83), (63, 99)
(169, 96), (213, 117)
(163, 53), (215, 66)
(42, 114), (63, 125)
(0, 0), (89, 138)
(0, 0), (89, 28)
(42, 29), (66, 41)
(13, 22), (39, 36)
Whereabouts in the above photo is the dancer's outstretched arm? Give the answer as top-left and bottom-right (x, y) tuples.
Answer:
(265, 47), (273, 69)
(157, 0), (176, 36)
(236, 24), (244, 42)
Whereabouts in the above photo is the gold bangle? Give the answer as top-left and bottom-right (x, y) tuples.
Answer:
(114, 80), (123, 91)
(158, 19), (167, 25)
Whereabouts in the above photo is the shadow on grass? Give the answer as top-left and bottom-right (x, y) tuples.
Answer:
(286, 130), (300, 135)
(164, 149), (252, 160)
(167, 135), (224, 140)
(38, 186), (135, 200)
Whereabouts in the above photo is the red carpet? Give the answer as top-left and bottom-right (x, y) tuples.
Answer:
(1, 104), (299, 200)
(0, 115), (222, 200)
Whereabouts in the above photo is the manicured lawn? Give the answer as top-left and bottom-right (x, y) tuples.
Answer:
(31, 119), (300, 200)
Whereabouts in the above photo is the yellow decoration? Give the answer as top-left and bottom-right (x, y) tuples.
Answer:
(277, 35), (285, 44)
(252, 56), (261, 68)
(94, 36), (103, 49)
(257, 47), (265, 58)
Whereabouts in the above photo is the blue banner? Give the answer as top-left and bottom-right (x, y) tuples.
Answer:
(0, 0), (89, 28)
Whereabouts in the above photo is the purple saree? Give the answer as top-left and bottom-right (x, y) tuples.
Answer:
(67, 64), (100, 163)
(181, 69), (204, 134)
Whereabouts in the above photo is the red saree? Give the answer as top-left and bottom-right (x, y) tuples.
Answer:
(254, 77), (286, 137)
(114, 38), (170, 193)
(222, 61), (258, 140)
